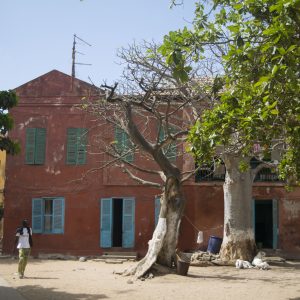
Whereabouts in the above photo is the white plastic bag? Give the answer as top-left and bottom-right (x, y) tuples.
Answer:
(197, 231), (203, 244)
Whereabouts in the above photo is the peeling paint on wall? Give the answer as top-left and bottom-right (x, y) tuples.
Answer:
(283, 199), (300, 220)
(45, 166), (61, 175)
(19, 117), (34, 129)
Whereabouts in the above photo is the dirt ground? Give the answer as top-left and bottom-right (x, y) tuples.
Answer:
(0, 257), (300, 300)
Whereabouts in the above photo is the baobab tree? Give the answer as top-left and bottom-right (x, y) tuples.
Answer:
(160, 0), (300, 261)
(83, 41), (218, 278)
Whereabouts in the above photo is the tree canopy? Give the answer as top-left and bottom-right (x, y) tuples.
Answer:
(160, 0), (300, 184)
(0, 90), (20, 154)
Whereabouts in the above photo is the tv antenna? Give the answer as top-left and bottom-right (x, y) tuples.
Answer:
(71, 34), (92, 78)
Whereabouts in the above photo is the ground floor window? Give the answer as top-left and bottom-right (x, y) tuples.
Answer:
(32, 197), (65, 234)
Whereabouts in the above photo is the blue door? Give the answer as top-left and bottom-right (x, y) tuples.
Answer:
(122, 198), (135, 248)
(155, 196), (161, 226)
(253, 199), (278, 249)
(100, 198), (112, 248)
(272, 199), (278, 249)
(100, 197), (135, 248)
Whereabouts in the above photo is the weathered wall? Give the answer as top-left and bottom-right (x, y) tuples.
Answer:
(3, 70), (300, 257)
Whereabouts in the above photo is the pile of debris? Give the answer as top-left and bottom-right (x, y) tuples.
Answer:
(190, 251), (221, 266)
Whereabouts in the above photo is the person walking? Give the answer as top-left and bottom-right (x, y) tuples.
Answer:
(14, 219), (33, 279)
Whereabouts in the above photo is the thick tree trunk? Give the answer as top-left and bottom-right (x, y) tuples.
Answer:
(122, 176), (185, 279)
(219, 154), (256, 262)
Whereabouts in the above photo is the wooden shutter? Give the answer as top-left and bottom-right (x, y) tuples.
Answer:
(100, 198), (112, 248)
(66, 128), (78, 164)
(115, 127), (123, 153)
(155, 197), (161, 226)
(252, 199), (256, 237)
(25, 128), (36, 164)
(53, 198), (64, 234)
(159, 127), (176, 161)
(35, 128), (46, 164)
(32, 198), (43, 233)
(67, 128), (87, 165)
(272, 199), (278, 249)
(77, 128), (87, 165)
(115, 127), (134, 162)
(122, 198), (135, 248)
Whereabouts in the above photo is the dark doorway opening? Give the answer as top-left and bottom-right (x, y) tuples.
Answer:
(255, 200), (273, 248)
(112, 198), (123, 247)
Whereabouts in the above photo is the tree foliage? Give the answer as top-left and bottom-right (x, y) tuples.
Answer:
(0, 91), (20, 155)
(161, 0), (300, 184)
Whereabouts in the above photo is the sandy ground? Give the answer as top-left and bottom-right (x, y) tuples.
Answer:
(0, 258), (300, 300)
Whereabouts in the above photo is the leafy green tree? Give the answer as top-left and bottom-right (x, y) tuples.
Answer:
(160, 0), (300, 260)
(0, 91), (20, 154)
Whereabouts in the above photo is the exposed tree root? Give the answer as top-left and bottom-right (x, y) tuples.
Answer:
(220, 238), (256, 262)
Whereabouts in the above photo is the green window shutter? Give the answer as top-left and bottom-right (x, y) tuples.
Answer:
(35, 128), (46, 164)
(25, 128), (36, 164)
(26, 128), (46, 164)
(32, 198), (43, 233)
(159, 127), (177, 161)
(52, 198), (65, 234)
(272, 199), (278, 249)
(100, 198), (112, 248)
(66, 128), (87, 165)
(122, 198), (135, 248)
(66, 128), (78, 165)
(124, 133), (134, 162)
(155, 196), (161, 226)
(115, 126), (124, 153)
(115, 126), (134, 162)
(77, 128), (87, 165)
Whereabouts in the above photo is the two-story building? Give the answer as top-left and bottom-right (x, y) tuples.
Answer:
(2, 70), (300, 258)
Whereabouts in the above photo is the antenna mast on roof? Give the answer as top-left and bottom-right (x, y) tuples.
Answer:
(71, 34), (92, 78)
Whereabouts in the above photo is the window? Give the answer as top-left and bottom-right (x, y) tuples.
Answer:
(25, 128), (46, 164)
(66, 128), (87, 165)
(32, 197), (65, 234)
(114, 127), (134, 162)
(159, 127), (177, 161)
(250, 158), (280, 182)
(195, 160), (226, 182)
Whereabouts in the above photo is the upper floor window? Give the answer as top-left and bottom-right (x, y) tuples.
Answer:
(32, 197), (65, 234)
(115, 127), (134, 162)
(195, 161), (225, 182)
(66, 128), (88, 165)
(158, 127), (177, 162)
(25, 128), (46, 165)
(195, 158), (281, 183)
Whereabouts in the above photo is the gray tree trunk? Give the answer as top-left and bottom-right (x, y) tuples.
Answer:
(219, 154), (256, 262)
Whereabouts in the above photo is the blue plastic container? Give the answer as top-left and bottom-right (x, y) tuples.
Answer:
(207, 236), (223, 254)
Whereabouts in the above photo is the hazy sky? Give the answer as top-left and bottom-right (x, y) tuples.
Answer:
(0, 1), (196, 90)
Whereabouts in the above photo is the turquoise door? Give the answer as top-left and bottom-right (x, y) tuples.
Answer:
(100, 198), (112, 248)
(122, 198), (135, 248)
(252, 199), (278, 249)
(272, 199), (278, 249)
(155, 197), (161, 226)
